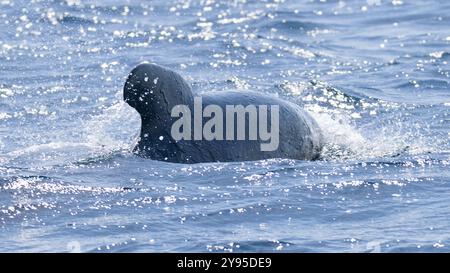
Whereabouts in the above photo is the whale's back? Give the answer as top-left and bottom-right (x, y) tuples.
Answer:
(124, 63), (323, 163)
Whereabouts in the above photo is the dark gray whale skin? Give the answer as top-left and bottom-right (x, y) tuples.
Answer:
(124, 63), (323, 163)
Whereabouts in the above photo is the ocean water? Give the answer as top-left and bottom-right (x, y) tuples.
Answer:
(0, 0), (449, 253)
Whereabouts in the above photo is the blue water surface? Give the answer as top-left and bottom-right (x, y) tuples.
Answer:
(0, 0), (449, 252)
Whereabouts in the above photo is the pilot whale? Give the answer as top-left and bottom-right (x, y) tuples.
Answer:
(124, 62), (323, 163)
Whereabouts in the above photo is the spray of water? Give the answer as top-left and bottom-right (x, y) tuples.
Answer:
(1, 79), (445, 168)
(2, 90), (140, 167)
(280, 81), (443, 161)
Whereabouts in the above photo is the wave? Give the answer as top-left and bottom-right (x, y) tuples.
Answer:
(205, 239), (295, 252)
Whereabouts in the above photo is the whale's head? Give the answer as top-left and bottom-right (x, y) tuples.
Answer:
(124, 62), (193, 119)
